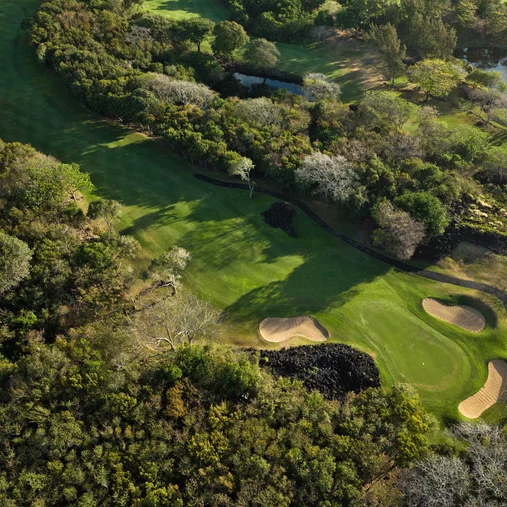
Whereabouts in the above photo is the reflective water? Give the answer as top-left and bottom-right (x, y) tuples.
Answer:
(456, 46), (507, 81)
(234, 72), (305, 95)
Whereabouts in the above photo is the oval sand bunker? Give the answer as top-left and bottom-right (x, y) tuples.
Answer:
(459, 360), (507, 419)
(259, 317), (328, 343)
(422, 298), (485, 333)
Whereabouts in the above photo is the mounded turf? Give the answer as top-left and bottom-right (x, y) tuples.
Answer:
(2, 0), (507, 421)
(145, 0), (228, 21)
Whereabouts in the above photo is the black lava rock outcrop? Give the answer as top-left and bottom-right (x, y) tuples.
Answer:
(262, 202), (297, 237)
(258, 343), (380, 400)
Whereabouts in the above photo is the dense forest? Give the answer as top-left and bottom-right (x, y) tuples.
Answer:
(1, 139), (506, 506)
(1, 0), (506, 504)
(29, 0), (507, 261)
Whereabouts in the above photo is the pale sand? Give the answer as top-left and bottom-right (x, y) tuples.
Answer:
(458, 360), (507, 418)
(259, 316), (328, 343)
(422, 298), (486, 333)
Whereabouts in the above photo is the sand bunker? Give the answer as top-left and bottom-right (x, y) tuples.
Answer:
(259, 316), (328, 343)
(422, 298), (486, 333)
(458, 360), (507, 418)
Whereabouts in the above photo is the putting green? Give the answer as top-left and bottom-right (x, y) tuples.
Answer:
(2, 0), (507, 421)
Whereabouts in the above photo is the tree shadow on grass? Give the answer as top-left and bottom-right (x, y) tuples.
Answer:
(221, 248), (377, 325)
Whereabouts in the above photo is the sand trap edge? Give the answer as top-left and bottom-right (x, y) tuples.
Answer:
(422, 298), (486, 333)
(458, 359), (507, 419)
(259, 316), (328, 343)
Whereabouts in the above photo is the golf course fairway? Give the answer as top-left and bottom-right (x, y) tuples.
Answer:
(2, 0), (507, 422)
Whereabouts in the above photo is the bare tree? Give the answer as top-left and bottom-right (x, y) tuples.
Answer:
(228, 157), (255, 198)
(372, 201), (425, 260)
(148, 246), (191, 296)
(402, 455), (471, 507)
(295, 152), (359, 203)
(125, 25), (153, 46)
(136, 293), (219, 350)
(402, 422), (507, 506)
(310, 25), (335, 45)
(467, 87), (506, 126)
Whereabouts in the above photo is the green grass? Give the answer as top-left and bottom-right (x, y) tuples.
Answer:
(148, 0), (382, 102)
(273, 41), (381, 102)
(2, 0), (507, 423)
(145, 0), (228, 21)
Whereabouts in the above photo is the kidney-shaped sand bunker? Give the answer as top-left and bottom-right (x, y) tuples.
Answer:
(259, 316), (328, 343)
(459, 360), (507, 419)
(422, 298), (486, 333)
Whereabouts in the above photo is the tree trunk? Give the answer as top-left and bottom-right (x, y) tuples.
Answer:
(197, 42), (201, 52)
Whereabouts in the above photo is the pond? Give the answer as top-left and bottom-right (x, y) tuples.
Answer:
(456, 46), (507, 82)
(234, 72), (305, 96)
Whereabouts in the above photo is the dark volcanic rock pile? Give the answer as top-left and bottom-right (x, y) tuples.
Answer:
(258, 344), (381, 400)
(262, 202), (297, 237)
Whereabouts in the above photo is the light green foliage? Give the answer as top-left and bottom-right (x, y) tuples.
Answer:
(467, 69), (505, 89)
(211, 20), (248, 57)
(243, 38), (281, 69)
(359, 91), (417, 131)
(0, 232), (32, 294)
(408, 59), (464, 101)
(179, 17), (214, 52)
(455, 0), (479, 30)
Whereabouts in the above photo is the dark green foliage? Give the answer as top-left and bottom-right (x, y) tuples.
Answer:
(0, 141), (136, 356)
(394, 191), (450, 238)
(222, 0), (325, 41)
(0, 336), (434, 506)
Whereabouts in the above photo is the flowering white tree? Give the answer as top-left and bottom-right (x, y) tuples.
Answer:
(303, 73), (342, 102)
(148, 246), (191, 295)
(234, 97), (284, 129)
(143, 74), (215, 106)
(228, 157), (255, 198)
(295, 152), (359, 203)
